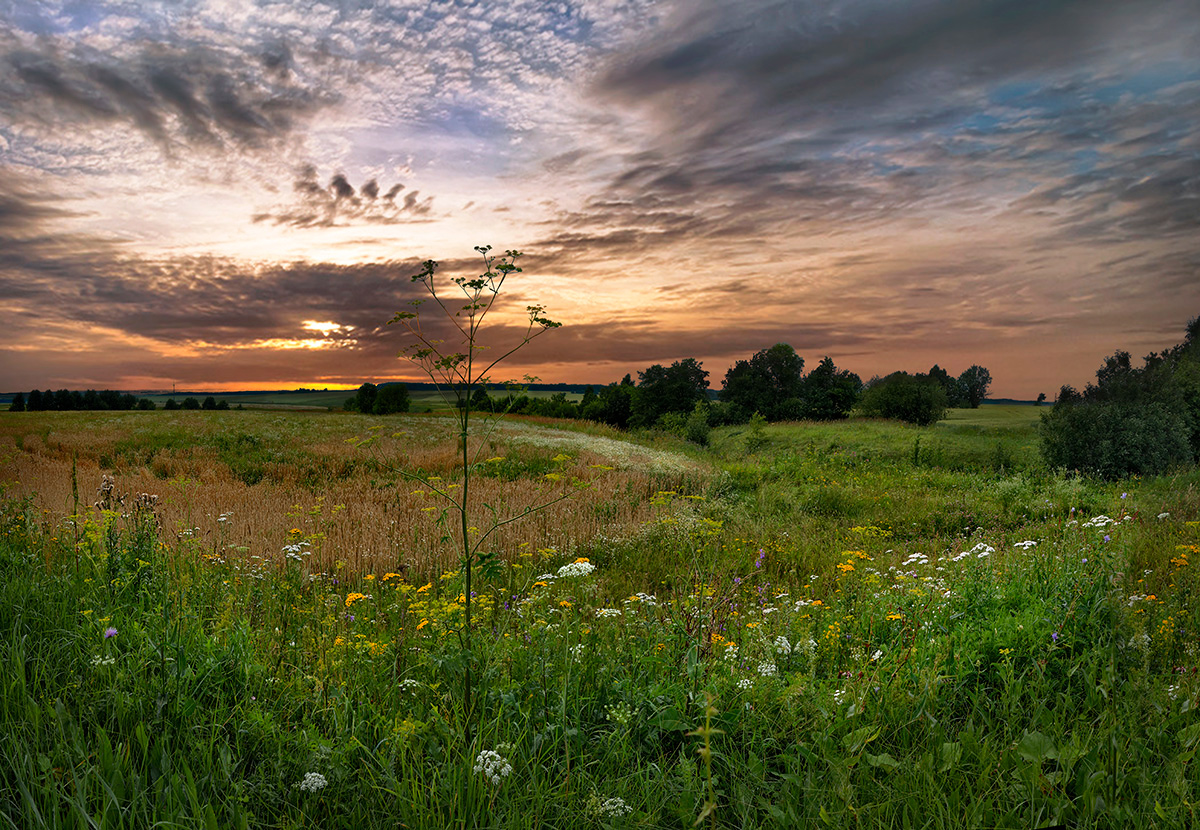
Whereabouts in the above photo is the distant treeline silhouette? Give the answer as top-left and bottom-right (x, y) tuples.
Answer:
(9, 389), (155, 411)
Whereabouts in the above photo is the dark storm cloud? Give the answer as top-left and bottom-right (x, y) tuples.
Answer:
(588, 0), (1200, 245)
(0, 32), (337, 153)
(251, 167), (433, 228)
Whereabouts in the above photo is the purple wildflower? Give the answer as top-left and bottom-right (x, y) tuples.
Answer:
(104, 627), (117, 639)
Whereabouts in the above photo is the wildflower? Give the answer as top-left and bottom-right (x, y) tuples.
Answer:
(588, 794), (632, 819)
(556, 560), (596, 578)
(298, 772), (328, 792)
(398, 679), (420, 692)
(737, 678), (754, 690)
(596, 608), (621, 618)
(1158, 512), (1170, 520)
(757, 661), (777, 677)
(104, 627), (118, 639)
(774, 635), (792, 655)
(1013, 540), (1037, 550)
(345, 593), (367, 607)
(473, 750), (513, 786)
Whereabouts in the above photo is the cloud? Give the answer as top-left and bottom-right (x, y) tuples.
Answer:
(251, 166), (434, 227)
(0, 27), (338, 156)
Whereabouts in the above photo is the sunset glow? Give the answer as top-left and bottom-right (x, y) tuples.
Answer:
(2, 1), (1198, 397)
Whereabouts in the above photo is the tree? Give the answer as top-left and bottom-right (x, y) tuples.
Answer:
(858, 372), (948, 426)
(1036, 392), (1047, 406)
(137, 398), (156, 410)
(631, 358), (710, 428)
(720, 344), (804, 421)
(928, 364), (966, 408)
(26, 389), (43, 411)
(373, 382), (410, 414)
(354, 382), (378, 415)
(958, 365), (992, 408)
(9, 393), (25, 412)
(202, 396), (218, 410)
(582, 377), (634, 428)
(216, 399), (230, 411)
(164, 398), (181, 410)
(797, 356), (862, 420)
(182, 397), (200, 410)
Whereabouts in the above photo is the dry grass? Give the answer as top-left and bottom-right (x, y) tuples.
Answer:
(0, 411), (710, 578)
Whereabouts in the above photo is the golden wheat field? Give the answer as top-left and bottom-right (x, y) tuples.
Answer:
(0, 410), (708, 578)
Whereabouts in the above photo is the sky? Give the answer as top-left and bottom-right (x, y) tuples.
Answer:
(1, 0), (1198, 399)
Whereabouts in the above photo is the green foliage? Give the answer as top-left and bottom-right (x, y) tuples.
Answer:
(858, 372), (949, 426)
(797, 356), (862, 420)
(182, 397), (201, 410)
(372, 382), (410, 415)
(958, 364), (993, 408)
(202, 395), (218, 410)
(720, 344), (805, 421)
(631, 359), (710, 428)
(8, 392), (25, 412)
(354, 382), (378, 414)
(164, 398), (181, 410)
(1040, 318), (1200, 478)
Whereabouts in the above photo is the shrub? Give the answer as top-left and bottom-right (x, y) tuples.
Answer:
(857, 372), (948, 426)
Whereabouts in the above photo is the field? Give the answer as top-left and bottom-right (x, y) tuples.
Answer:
(1, 406), (1198, 828)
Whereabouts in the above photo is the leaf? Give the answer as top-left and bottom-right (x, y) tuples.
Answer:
(865, 752), (901, 770)
(1177, 722), (1200, 750)
(649, 706), (690, 732)
(842, 725), (880, 755)
(939, 741), (962, 772)
(1016, 731), (1058, 763)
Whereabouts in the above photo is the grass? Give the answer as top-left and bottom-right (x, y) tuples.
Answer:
(0, 408), (1198, 828)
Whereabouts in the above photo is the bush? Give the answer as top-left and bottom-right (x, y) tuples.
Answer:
(858, 372), (948, 426)
(1040, 399), (1192, 479)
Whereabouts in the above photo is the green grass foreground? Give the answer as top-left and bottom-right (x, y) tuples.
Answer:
(1, 409), (1199, 828)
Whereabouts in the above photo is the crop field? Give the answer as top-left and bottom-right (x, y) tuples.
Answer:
(1, 407), (1198, 828)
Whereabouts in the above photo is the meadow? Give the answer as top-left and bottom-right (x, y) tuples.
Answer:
(0, 406), (1197, 828)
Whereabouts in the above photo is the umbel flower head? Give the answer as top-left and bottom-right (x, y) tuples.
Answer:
(298, 772), (328, 793)
(473, 750), (513, 786)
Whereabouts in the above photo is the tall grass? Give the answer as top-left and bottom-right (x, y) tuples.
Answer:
(0, 411), (1198, 828)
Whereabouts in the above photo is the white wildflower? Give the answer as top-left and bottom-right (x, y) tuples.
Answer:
(596, 608), (621, 618)
(555, 560), (596, 579)
(1158, 512), (1170, 520)
(473, 750), (513, 786)
(757, 661), (777, 677)
(298, 772), (328, 793)
(774, 635), (792, 655)
(970, 543), (995, 559)
(1013, 540), (1037, 550)
(737, 677), (754, 690)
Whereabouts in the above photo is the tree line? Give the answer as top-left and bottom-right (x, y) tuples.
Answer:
(379, 344), (992, 441)
(1040, 317), (1200, 478)
(10, 389), (156, 411)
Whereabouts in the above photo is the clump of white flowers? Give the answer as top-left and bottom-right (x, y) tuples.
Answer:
(586, 793), (633, 819)
(473, 750), (513, 786)
(757, 661), (777, 677)
(1013, 540), (1037, 550)
(556, 559), (596, 578)
(298, 772), (328, 792)
(773, 635), (792, 655)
